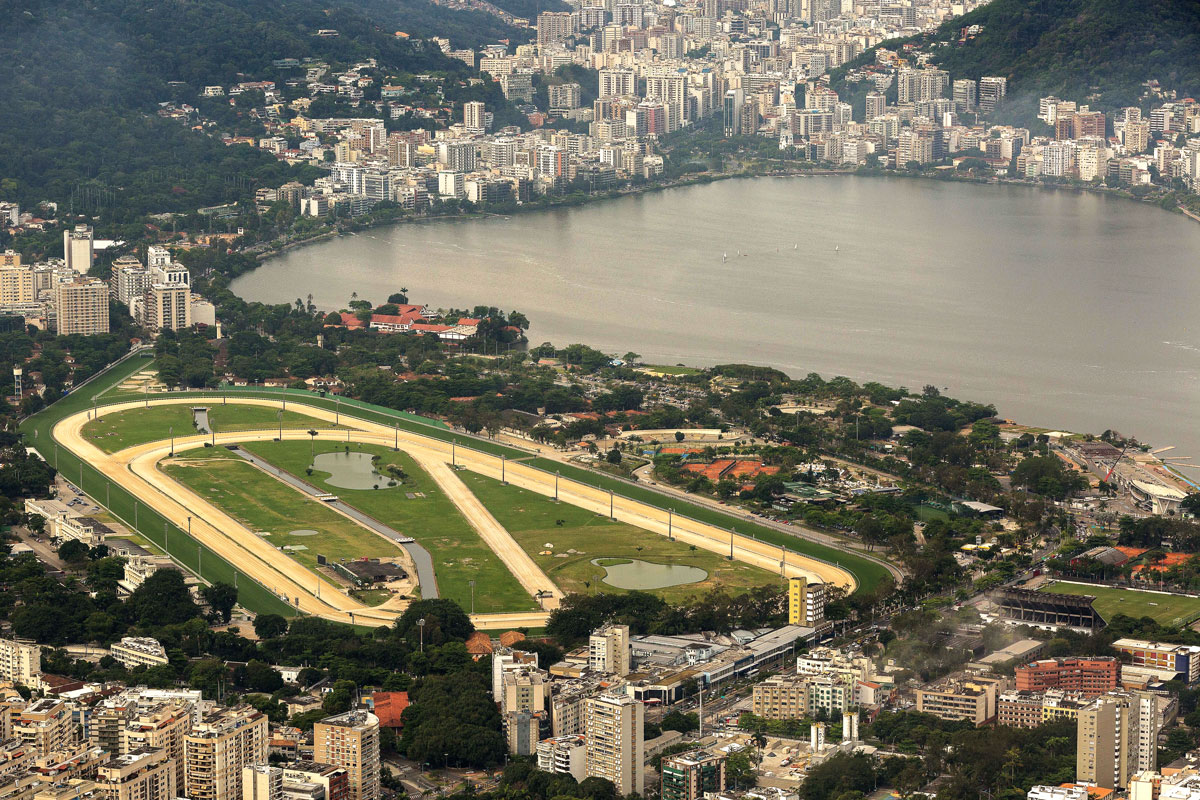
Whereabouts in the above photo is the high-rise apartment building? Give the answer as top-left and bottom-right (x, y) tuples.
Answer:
(0, 639), (41, 684)
(952, 79), (977, 113)
(110, 256), (149, 308)
(123, 702), (193, 791)
(14, 699), (76, 757)
(1077, 692), (1161, 790)
(536, 11), (577, 48)
(787, 577), (826, 626)
(141, 260), (191, 332)
(598, 69), (635, 98)
(464, 101), (486, 133)
(55, 277), (109, 335)
(501, 669), (547, 714)
(752, 676), (810, 719)
(864, 92), (886, 121)
(96, 748), (176, 800)
(63, 224), (94, 274)
(184, 705), (268, 800)
(313, 711), (380, 800)
(536, 735), (586, 782)
(978, 77), (1007, 114)
(0, 265), (34, 305)
(588, 625), (630, 676)
(584, 694), (643, 795)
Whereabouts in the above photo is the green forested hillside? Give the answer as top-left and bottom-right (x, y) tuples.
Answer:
(0, 0), (515, 219)
(931, 0), (1200, 110)
(832, 0), (1200, 118)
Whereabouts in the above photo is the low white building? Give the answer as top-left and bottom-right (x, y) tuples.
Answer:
(110, 637), (169, 670)
(1028, 787), (1090, 800)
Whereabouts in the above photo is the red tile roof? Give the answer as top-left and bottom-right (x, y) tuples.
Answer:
(373, 692), (410, 729)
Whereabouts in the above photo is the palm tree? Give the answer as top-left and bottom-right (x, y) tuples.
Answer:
(308, 429), (318, 460)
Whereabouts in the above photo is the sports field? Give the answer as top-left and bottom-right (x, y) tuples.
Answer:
(1040, 581), (1200, 627)
(83, 405), (336, 453)
(163, 447), (407, 583)
(241, 440), (538, 613)
(459, 472), (782, 602)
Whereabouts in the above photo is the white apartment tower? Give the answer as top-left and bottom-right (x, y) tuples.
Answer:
(599, 69), (635, 98)
(464, 101), (486, 133)
(64, 224), (94, 274)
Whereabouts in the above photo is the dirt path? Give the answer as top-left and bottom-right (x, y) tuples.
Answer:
(415, 456), (563, 609)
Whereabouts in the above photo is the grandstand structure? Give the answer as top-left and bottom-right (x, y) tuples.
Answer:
(991, 588), (1105, 632)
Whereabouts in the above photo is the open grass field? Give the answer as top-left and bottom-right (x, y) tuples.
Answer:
(639, 364), (701, 376)
(241, 440), (537, 614)
(83, 405), (337, 453)
(459, 472), (782, 603)
(163, 447), (407, 585)
(1041, 581), (1200, 627)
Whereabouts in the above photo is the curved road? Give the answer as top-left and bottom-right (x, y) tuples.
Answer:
(58, 397), (860, 627)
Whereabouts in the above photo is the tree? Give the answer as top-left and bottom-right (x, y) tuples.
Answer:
(201, 582), (239, 623)
(57, 539), (90, 565)
(244, 659), (284, 693)
(1183, 493), (1200, 516)
(606, 448), (622, 465)
(253, 613), (289, 639)
(125, 569), (201, 627)
(395, 599), (474, 647)
(323, 679), (357, 714)
(726, 750), (756, 789)
(675, 431), (685, 442)
(661, 711), (700, 734)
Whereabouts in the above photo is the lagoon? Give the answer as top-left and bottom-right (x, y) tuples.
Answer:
(233, 176), (1200, 464)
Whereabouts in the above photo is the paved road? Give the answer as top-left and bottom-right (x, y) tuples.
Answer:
(230, 446), (439, 598)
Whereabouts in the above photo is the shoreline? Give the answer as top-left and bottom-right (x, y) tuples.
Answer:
(247, 163), (1197, 265)
(230, 170), (1199, 465)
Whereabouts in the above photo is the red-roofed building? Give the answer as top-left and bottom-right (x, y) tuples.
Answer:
(373, 691), (410, 732)
(499, 631), (526, 648)
(466, 631), (494, 659)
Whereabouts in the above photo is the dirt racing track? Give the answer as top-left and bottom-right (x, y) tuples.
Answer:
(56, 397), (857, 628)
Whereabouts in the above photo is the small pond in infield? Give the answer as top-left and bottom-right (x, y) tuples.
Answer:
(313, 451), (388, 490)
(591, 557), (707, 590)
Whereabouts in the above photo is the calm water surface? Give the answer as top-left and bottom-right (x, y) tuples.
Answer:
(233, 177), (1200, 468)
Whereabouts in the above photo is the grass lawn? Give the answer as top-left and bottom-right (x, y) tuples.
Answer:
(240, 440), (537, 614)
(1041, 581), (1200, 627)
(352, 588), (393, 607)
(639, 364), (701, 376)
(83, 405), (337, 453)
(459, 472), (782, 603)
(163, 447), (407, 586)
